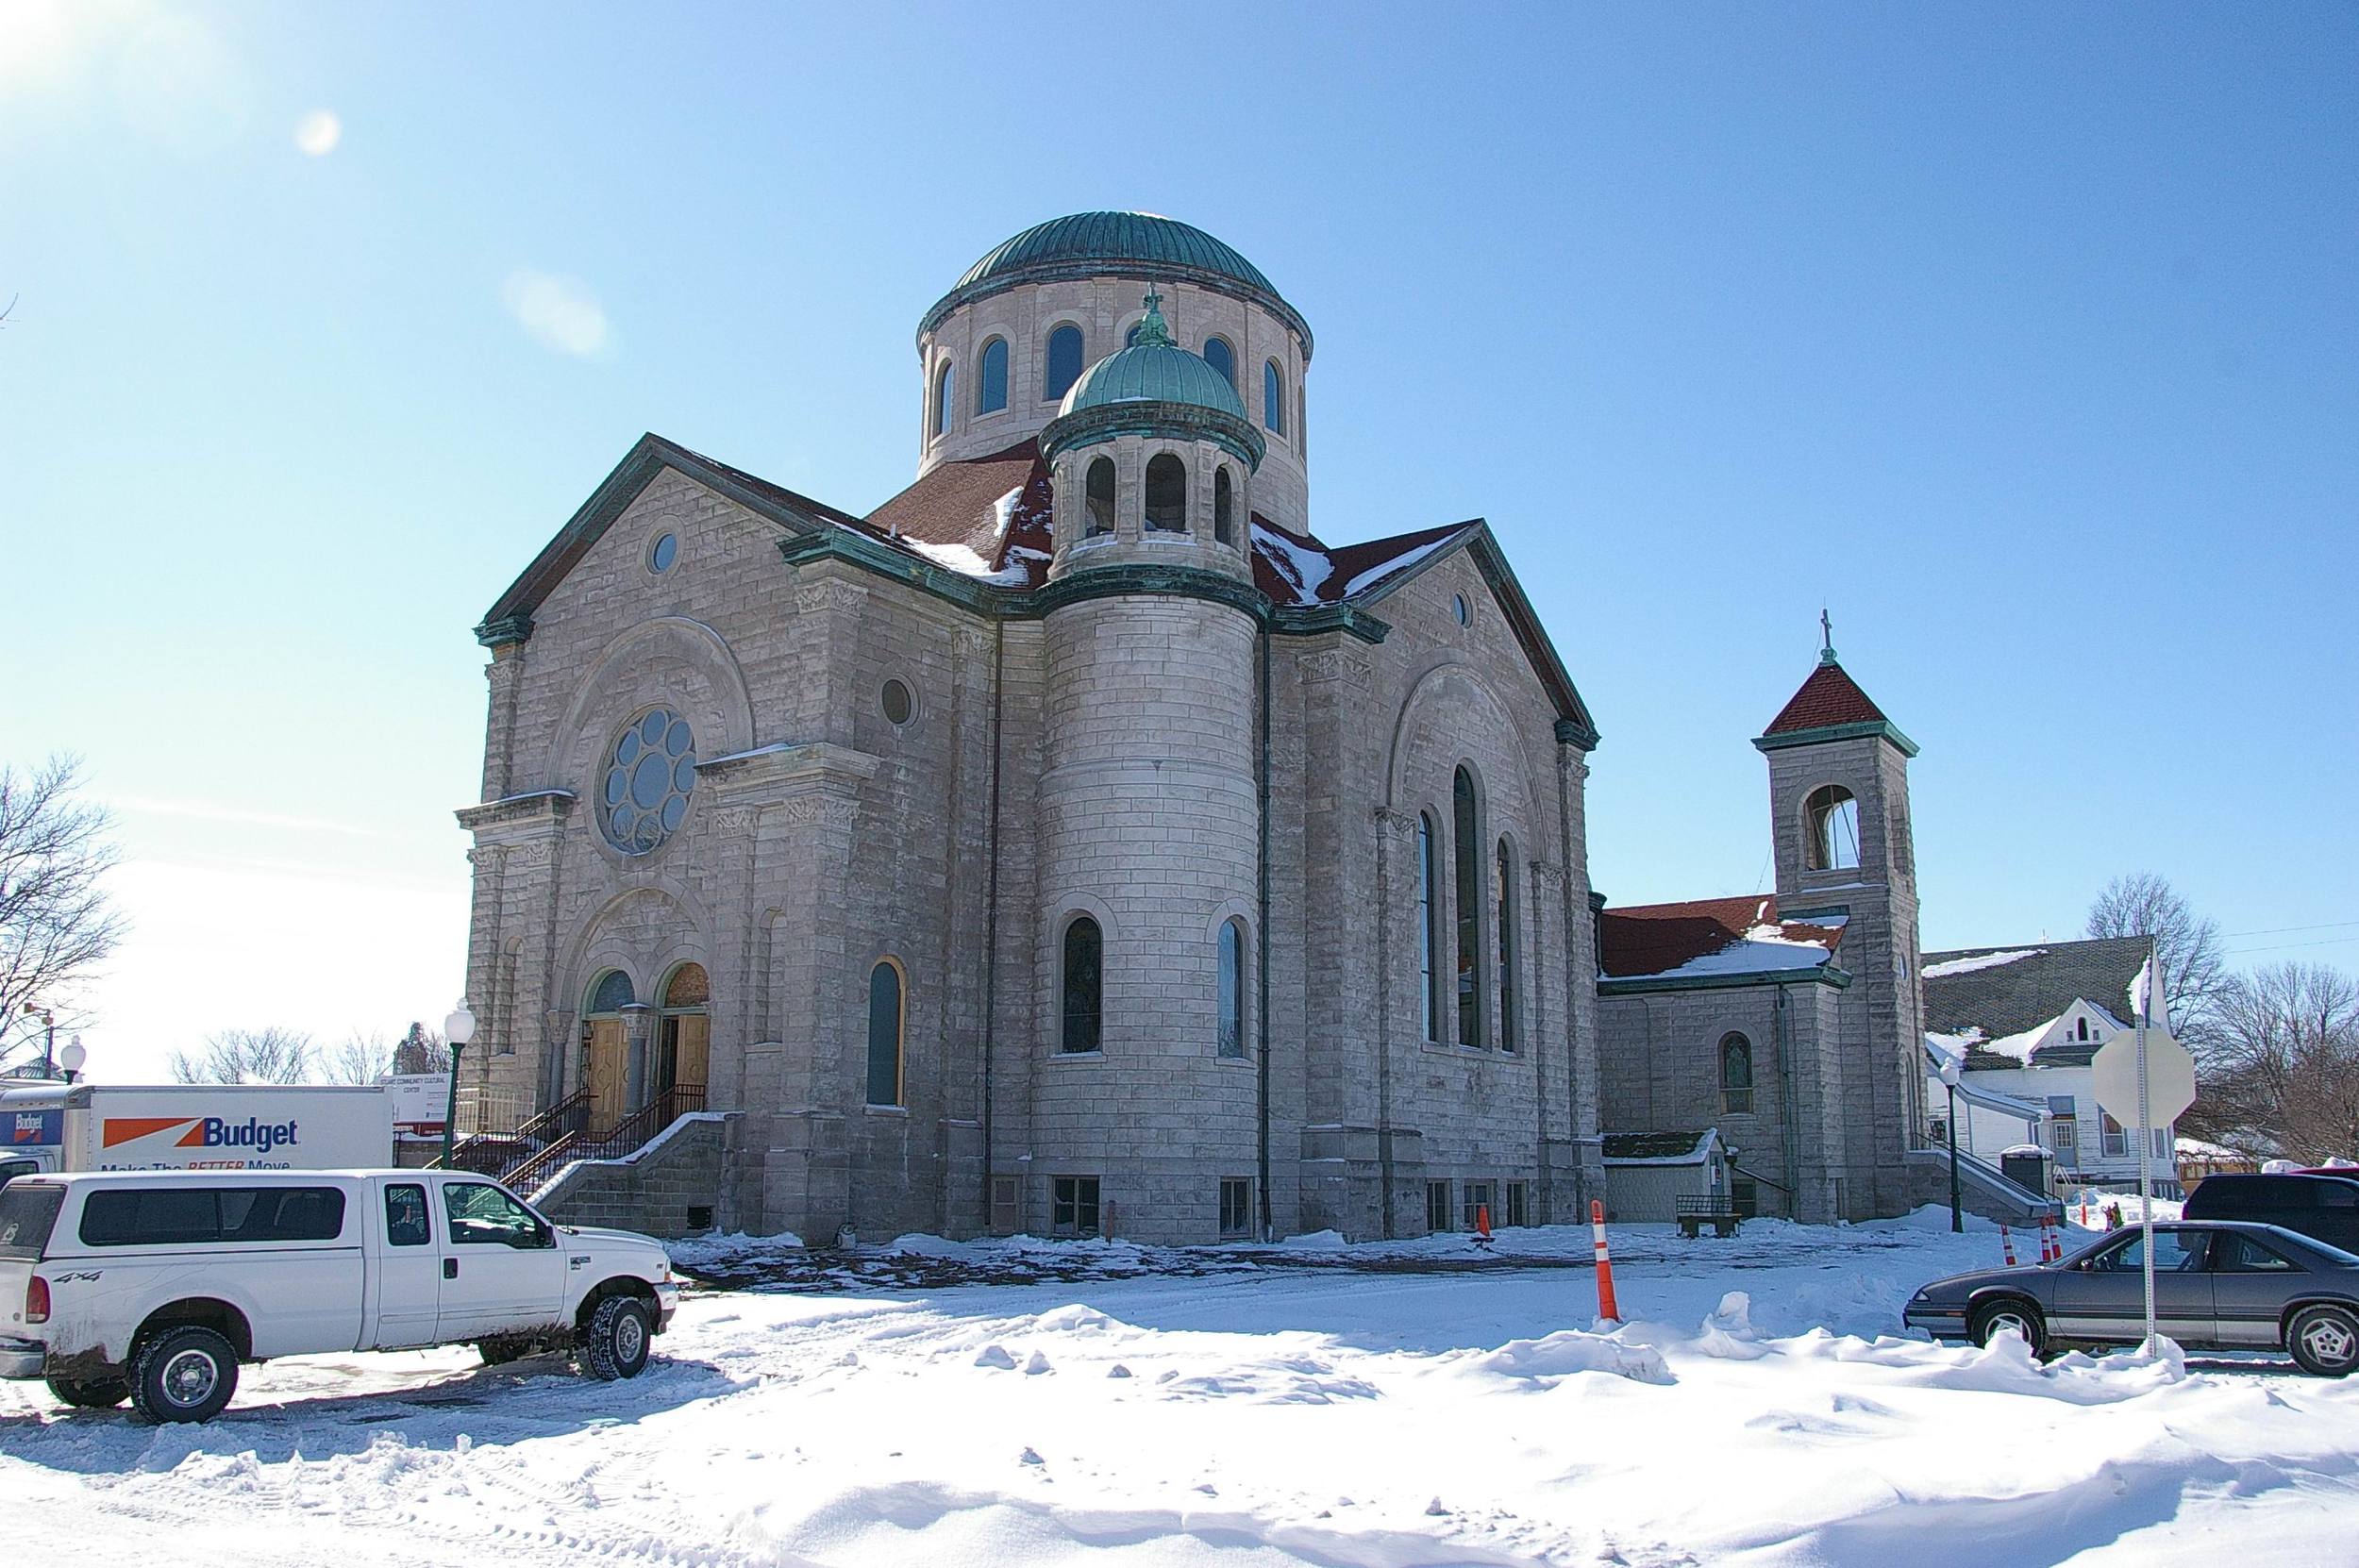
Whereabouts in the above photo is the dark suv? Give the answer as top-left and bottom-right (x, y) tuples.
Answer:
(2184, 1173), (2359, 1254)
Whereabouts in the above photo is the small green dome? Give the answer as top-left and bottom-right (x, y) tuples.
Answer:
(1059, 300), (1246, 422)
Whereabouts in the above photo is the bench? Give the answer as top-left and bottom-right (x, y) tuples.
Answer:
(1676, 1195), (1741, 1239)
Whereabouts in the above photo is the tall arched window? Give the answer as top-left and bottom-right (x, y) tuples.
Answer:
(1202, 336), (1235, 388)
(1496, 838), (1516, 1054)
(1216, 918), (1246, 1059)
(1804, 785), (1861, 872)
(1145, 453), (1187, 532)
(1263, 359), (1285, 434)
(1452, 767), (1482, 1048)
(1720, 1033), (1754, 1114)
(866, 959), (905, 1106)
(1045, 324), (1084, 401)
(1417, 812), (1440, 1043)
(1213, 468), (1235, 546)
(1084, 457), (1116, 538)
(977, 338), (1009, 414)
(933, 360), (954, 437)
(1061, 916), (1102, 1054)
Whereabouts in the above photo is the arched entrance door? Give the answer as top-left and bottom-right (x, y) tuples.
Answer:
(655, 962), (710, 1109)
(582, 970), (635, 1135)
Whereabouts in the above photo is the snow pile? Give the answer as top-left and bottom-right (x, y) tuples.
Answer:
(1476, 1328), (1674, 1385)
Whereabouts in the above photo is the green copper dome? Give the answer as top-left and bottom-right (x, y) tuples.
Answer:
(921, 211), (1312, 357)
(1058, 294), (1246, 421)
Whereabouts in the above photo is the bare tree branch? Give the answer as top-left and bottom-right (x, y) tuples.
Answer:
(0, 757), (126, 1071)
(321, 1030), (397, 1086)
(2086, 872), (2230, 1040)
(168, 1027), (317, 1085)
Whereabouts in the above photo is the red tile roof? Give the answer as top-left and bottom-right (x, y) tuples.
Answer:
(864, 440), (1054, 587)
(1761, 660), (1887, 737)
(1598, 894), (1847, 980)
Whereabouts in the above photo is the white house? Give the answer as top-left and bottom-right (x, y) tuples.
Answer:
(1921, 939), (2182, 1199)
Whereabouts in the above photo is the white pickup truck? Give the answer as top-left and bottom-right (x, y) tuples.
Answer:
(0, 1169), (679, 1423)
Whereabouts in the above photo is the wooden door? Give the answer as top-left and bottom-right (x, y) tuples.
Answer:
(585, 1018), (628, 1136)
(672, 1014), (710, 1099)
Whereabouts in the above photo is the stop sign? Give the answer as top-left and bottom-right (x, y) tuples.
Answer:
(2092, 1030), (2198, 1127)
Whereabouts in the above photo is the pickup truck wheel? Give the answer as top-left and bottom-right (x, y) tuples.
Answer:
(45, 1374), (130, 1410)
(128, 1326), (240, 1425)
(1970, 1298), (2047, 1358)
(2288, 1304), (2359, 1377)
(579, 1294), (652, 1381)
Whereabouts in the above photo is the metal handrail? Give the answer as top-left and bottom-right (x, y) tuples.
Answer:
(509, 1083), (707, 1195)
(431, 1087), (594, 1175)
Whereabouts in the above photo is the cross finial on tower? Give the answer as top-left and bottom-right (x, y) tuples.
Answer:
(1819, 608), (1837, 665)
(1131, 289), (1174, 348)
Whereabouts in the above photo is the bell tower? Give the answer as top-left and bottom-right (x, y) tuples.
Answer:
(1753, 617), (1922, 1220)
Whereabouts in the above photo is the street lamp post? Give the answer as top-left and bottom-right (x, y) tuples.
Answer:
(440, 1001), (477, 1168)
(58, 1037), (86, 1085)
(22, 1005), (55, 1079)
(1938, 1055), (1964, 1233)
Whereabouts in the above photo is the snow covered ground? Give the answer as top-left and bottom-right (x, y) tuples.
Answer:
(4, 1212), (2356, 1567)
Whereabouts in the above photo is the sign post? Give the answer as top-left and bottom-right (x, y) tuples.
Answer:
(2090, 956), (2197, 1352)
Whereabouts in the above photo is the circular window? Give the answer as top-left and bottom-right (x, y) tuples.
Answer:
(601, 707), (696, 854)
(880, 678), (914, 726)
(648, 532), (678, 574)
(1452, 593), (1470, 626)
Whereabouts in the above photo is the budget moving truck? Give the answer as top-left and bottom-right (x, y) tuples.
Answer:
(0, 1083), (395, 1182)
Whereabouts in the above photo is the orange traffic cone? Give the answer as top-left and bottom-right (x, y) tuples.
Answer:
(1590, 1199), (1620, 1324)
(1999, 1224), (2017, 1267)
(1475, 1203), (1494, 1247)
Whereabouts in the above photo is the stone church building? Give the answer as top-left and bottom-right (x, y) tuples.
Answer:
(455, 212), (1943, 1242)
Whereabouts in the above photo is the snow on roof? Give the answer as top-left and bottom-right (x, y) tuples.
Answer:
(1602, 1128), (1721, 1165)
(1339, 534), (1454, 598)
(901, 534), (1035, 587)
(1922, 948), (2045, 980)
(1252, 523), (1332, 604)
(1599, 895), (1846, 983)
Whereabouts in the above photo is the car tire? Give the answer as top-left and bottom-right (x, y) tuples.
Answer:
(1969, 1298), (2047, 1357)
(128, 1326), (240, 1425)
(2287, 1304), (2359, 1377)
(45, 1374), (130, 1410)
(578, 1294), (652, 1382)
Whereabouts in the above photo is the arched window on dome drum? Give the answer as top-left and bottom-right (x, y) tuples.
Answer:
(1804, 785), (1861, 872)
(1217, 918), (1246, 1059)
(1202, 336), (1235, 389)
(866, 959), (905, 1107)
(1263, 359), (1285, 434)
(1213, 469), (1235, 546)
(1145, 453), (1187, 532)
(1045, 325), (1083, 401)
(1417, 813), (1440, 1043)
(1720, 1033), (1754, 1114)
(1084, 457), (1116, 538)
(1062, 916), (1102, 1054)
(1452, 767), (1482, 1048)
(1496, 838), (1516, 1054)
(933, 360), (954, 437)
(977, 338), (1008, 415)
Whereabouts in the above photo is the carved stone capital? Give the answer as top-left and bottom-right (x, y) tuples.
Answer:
(779, 794), (862, 830)
(1373, 807), (1419, 842)
(709, 804), (761, 834)
(795, 578), (869, 615)
(1297, 647), (1372, 690)
(1529, 859), (1566, 892)
(1564, 754), (1591, 788)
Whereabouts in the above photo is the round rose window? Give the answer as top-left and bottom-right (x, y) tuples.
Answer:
(602, 707), (696, 854)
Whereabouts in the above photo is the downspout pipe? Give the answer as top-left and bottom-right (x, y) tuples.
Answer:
(1257, 625), (1274, 1242)
(979, 621), (1006, 1231)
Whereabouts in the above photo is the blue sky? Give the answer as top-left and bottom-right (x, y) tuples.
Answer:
(5, 3), (2353, 1078)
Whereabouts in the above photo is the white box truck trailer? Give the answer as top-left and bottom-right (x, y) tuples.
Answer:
(0, 1084), (396, 1182)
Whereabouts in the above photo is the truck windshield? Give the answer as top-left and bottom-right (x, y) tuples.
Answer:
(0, 1183), (64, 1259)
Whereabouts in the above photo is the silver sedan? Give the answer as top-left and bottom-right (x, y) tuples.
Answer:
(1902, 1220), (2359, 1376)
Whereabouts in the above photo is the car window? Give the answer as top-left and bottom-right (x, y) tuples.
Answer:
(2102, 1229), (2210, 1272)
(384, 1184), (431, 1246)
(0, 1183), (64, 1259)
(0, 1159), (38, 1190)
(79, 1186), (346, 1246)
(2214, 1234), (2297, 1273)
(2317, 1183), (2359, 1210)
(443, 1182), (545, 1246)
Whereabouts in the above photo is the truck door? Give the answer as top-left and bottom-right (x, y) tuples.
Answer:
(434, 1177), (566, 1342)
(372, 1179), (443, 1348)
